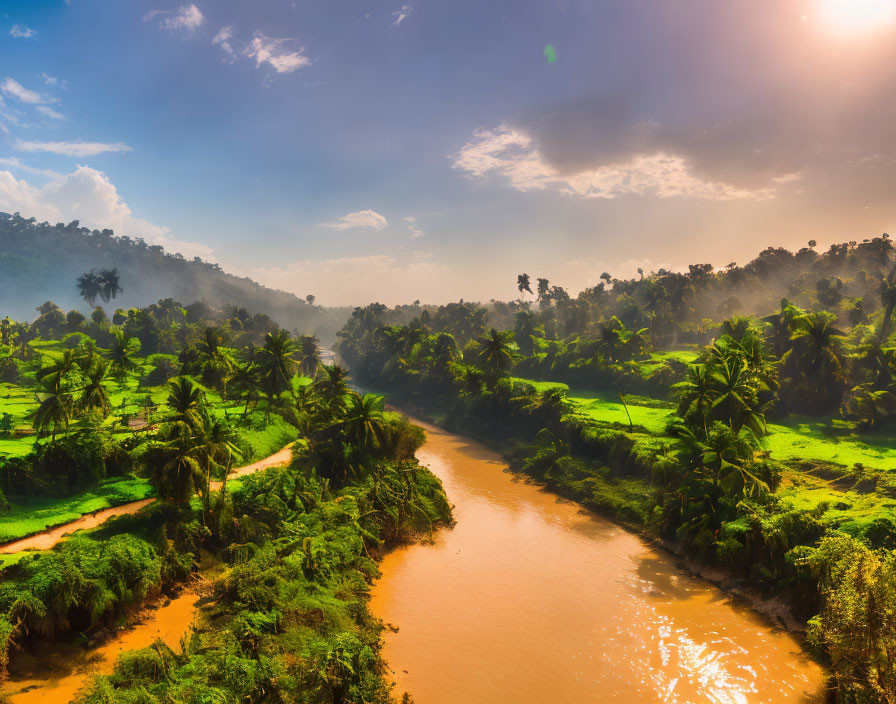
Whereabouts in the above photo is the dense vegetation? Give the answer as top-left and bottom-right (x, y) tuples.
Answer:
(0, 284), (451, 703)
(0, 295), (307, 531)
(0, 212), (348, 343)
(7, 231), (896, 702)
(66, 391), (449, 703)
(338, 235), (896, 703)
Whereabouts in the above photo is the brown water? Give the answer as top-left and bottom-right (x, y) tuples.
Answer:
(0, 444), (294, 555)
(6, 590), (200, 703)
(370, 420), (827, 704)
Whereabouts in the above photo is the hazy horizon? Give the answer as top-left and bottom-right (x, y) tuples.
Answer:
(2, 0), (895, 306)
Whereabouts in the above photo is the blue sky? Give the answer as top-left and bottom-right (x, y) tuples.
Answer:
(2, 0), (896, 304)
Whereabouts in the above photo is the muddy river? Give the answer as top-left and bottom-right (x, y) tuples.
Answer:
(370, 420), (827, 704)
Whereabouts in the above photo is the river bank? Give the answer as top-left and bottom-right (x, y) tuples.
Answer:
(6, 578), (207, 703)
(371, 416), (827, 703)
(389, 399), (816, 638)
(1, 407), (451, 704)
(1, 408), (827, 704)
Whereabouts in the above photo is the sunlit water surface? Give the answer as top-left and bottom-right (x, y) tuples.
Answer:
(370, 420), (826, 704)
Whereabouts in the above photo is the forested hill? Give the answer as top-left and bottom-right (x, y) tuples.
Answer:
(0, 212), (348, 342)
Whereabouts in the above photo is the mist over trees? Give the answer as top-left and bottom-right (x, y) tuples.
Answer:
(0, 212), (348, 344)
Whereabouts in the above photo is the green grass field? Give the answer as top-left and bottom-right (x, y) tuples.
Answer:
(765, 417), (896, 470)
(0, 345), (302, 546)
(777, 470), (896, 535)
(0, 476), (155, 542)
(567, 389), (674, 434)
(515, 376), (896, 472)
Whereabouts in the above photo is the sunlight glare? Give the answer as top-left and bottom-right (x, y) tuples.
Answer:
(816, 0), (896, 35)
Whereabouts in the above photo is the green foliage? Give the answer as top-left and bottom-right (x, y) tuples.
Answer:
(0, 533), (163, 642)
(800, 534), (896, 702)
(70, 395), (451, 704)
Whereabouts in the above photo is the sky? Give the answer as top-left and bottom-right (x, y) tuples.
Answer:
(1, 0), (896, 306)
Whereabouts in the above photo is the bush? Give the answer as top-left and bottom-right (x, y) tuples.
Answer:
(31, 430), (109, 494)
(802, 534), (896, 701)
(3, 431), (115, 496)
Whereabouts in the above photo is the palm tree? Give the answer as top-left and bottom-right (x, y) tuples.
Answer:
(315, 364), (351, 407)
(230, 362), (261, 416)
(197, 419), (243, 498)
(692, 422), (766, 498)
(166, 376), (206, 430)
(672, 364), (713, 426)
(761, 298), (803, 357)
(78, 359), (112, 417)
(296, 335), (320, 377)
(197, 327), (235, 390)
(256, 330), (298, 403)
(476, 328), (517, 383)
(707, 351), (766, 437)
(865, 266), (896, 386)
(781, 310), (847, 411)
(517, 273), (533, 296)
(719, 315), (753, 342)
(107, 331), (140, 374)
(846, 386), (896, 429)
(152, 424), (204, 503)
(36, 349), (81, 393)
(97, 269), (122, 303)
(76, 271), (102, 307)
(788, 311), (846, 374)
(33, 391), (71, 440)
(342, 393), (388, 453)
(432, 333), (459, 366)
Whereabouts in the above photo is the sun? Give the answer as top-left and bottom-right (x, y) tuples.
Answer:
(815, 0), (896, 34)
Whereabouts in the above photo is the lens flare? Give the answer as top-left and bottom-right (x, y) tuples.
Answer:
(816, 0), (896, 35)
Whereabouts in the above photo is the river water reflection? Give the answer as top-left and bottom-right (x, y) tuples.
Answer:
(370, 420), (826, 704)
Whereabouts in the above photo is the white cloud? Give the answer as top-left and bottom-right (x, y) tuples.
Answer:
(1, 78), (46, 105)
(10, 25), (36, 39)
(35, 105), (66, 121)
(321, 209), (388, 231)
(41, 73), (59, 86)
(0, 96), (22, 128)
(15, 140), (131, 157)
(452, 125), (774, 201)
(392, 4), (412, 27)
(245, 32), (310, 74)
(402, 216), (425, 237)
(248, 252), (448, 306)
(0, 157), (62, 179)
(0, 165), (212, 258)
(144, 4), (204, 35)
(212, 26), (236, 60)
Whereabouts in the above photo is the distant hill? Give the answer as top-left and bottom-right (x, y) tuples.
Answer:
(0, 212), (349, 343)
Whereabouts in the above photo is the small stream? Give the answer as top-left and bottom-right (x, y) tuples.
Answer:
(1, 446), (295, 702)
(6, 590), (201, 703)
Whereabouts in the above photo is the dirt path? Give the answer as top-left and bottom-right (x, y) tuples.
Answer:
(0, 444), (295, 555)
